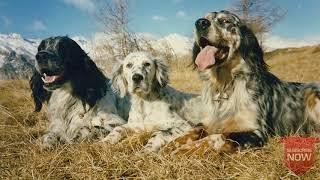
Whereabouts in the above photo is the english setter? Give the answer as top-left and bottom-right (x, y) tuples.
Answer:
(102, 52), (201, 152)
(30, 36), (129, 148)
(169, 10), (320, 155)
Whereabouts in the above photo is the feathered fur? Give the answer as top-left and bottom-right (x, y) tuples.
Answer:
(102, 52), (202, 152)
(169, 11), (320, 155)
(30, 36), (129, 148)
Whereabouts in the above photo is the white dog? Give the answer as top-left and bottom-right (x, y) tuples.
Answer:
(102, 52), (201, 152)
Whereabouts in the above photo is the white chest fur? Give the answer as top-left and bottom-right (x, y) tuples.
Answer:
(128, 93), (187, 132)
(203, 78), (258, 128)
(47, 89), (89, 140)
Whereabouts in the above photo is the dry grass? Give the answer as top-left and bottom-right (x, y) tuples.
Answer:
(1, 46), (320, 179)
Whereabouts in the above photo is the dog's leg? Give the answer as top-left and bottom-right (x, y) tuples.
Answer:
(170, 133), (234, 156)
(100, 124), (134, 144)
(91, 112), (127, 142)
(163, 124), (208, 153)
(170, 130), (265, 156)
(142, 119), (192, 153)
(142, 131), (169, 153)
(42, 132), (59, 149)
(143, 124), (192, 153)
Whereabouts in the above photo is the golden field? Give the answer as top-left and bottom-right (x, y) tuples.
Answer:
(1, 45), (320, 179)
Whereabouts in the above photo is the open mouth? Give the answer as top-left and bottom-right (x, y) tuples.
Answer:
(41, 72), (64, 84)
(195, 37), (230, 70)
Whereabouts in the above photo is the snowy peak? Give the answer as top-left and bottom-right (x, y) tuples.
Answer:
(0, 33), (40, 79)
(0, 33), (39, 58)
(0, 32), (194, 79)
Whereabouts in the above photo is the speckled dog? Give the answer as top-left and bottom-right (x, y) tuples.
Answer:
(169, 10), (320, 155)
(102, 52), (201, 152)
(30, 36), (129, 148)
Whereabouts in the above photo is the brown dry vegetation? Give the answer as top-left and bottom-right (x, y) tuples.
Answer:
(1, 46), (320, 179)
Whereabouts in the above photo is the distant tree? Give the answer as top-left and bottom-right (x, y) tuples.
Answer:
(95, 0), (176, 62)
(230, 0), (286, 44)
(96, 0), (140, 60)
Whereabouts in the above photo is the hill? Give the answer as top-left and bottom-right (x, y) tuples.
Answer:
(266, 45), (320, 82)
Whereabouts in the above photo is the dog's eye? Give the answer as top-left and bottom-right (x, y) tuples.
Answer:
(126, 63), (133, 68)
(222, 19), (231, 24)
(144, 62), (151, 67)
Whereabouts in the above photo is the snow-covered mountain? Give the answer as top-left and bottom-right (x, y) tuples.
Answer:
(0, 33), (40, 79)
(0, 32), (193, 79)
(0, 33), (39, 58)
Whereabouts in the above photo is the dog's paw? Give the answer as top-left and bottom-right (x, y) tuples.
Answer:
(162, 126), (208, 154)
(170, 137), (212, 156)
(170, 134), (237, 156)
(41, 133), (58, 149)
(100, 134), (120, 144)
(90, 126), (109, 140)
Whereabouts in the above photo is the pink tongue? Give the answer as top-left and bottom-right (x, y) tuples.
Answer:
(45, 76), (56, 82)
(195, 46), (218, 71)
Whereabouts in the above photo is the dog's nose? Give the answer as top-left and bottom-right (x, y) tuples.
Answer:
(132, 74), (143, 83)
(195, 18), (211, 31)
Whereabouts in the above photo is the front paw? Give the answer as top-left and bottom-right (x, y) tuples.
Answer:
(100, 134), (121, 144)
(170, 137), (212, 156)
(163, 126), (208, 153)
(89, 126), (110, 140)
(41, 133), (58, 149)
(140, 143), (159, 154)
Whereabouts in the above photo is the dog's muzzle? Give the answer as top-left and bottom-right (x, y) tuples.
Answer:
(132, 74), (144, 84)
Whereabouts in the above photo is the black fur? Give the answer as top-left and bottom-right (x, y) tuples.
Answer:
(30, 36), (109, 111)
(29, 71), (51, 112)
(238, 25), (269, 73)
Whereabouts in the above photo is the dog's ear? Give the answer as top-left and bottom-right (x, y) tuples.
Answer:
(60, 37), (108, 108)
(111, 64), (127, 97)
(29, 71), (51, 112)
(239, 25), (268, 73)
(154, 59), (169, 87)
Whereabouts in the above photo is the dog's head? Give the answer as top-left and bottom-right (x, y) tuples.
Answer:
(34, 36), (87, 90)
(193, 10), (267, 73)
(111, 52), (168, 98)
(193, 10), (242, 71)
(30, 36), (108, 111)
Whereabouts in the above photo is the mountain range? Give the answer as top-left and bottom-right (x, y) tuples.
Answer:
(0, 32), (319, 79)
(0, 33), (193, 79)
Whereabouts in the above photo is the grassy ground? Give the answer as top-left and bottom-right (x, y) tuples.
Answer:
(1, 46), (320, 179)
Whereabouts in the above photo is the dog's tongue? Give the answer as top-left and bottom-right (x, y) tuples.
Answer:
(195, 46), (218, 71)
(41, 73), (61, 83)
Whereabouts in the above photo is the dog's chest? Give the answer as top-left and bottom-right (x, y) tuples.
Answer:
(128, 99), (177, 130)
(48, 90), (89, 132)
(206, 79), (254, 121)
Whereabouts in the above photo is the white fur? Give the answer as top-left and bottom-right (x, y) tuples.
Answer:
(42, 82), (128, 148)
(102, 52), (201, 152)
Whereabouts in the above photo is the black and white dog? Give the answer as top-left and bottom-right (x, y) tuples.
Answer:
(30, 36), (130, 148)
(169, 10), (320, 154)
